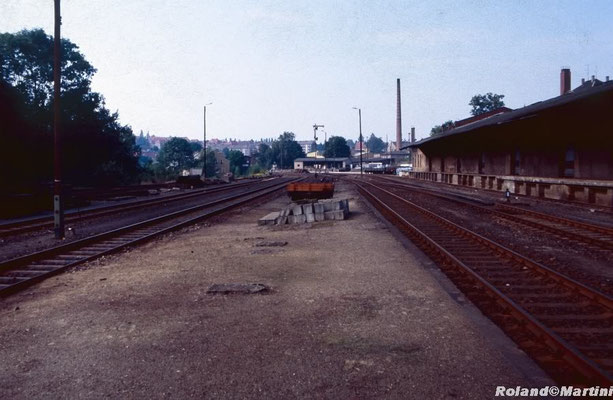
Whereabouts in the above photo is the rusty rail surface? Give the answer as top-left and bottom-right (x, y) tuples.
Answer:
(0, 180), (263, 238)
(355, 179), (613, 386)
(0, 178), (299, 297)
(372, 175), (613, 251)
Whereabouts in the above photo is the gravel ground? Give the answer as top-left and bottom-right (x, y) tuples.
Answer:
(377, 175), (613, 228)
(0, 182), (552, 399)
(0, 180), (275, 263)
(377, 182), (613, 296)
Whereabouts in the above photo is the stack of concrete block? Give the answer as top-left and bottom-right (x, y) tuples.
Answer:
(258, 199), (350, 226)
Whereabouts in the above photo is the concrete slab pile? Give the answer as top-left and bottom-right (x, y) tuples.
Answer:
(258, 199), (350, 225)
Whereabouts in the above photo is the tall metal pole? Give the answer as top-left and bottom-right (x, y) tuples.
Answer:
(202, 105), (207, 179)
(202, 103), (212, 179)
(358, 108), (363, 176)
(53, 0), (64, 239)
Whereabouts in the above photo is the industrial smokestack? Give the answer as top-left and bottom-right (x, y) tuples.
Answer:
(396, 78), (402, 151)
(560, 68), (571, 95)
(411, 127), (415, 143)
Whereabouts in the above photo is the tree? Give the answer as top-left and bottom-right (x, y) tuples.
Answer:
(365, 133), (385, 153)
(430, 120), (456, 136)
(203, 149), (217, 178)
(136, 130), (151, 150)
(271, 132), (305, 169)
(324, 136), (351, 158)
(227, 150), (246, 176)
(156, 137), (197, 178)
(469, 93), (505, 116)
(1, 29), (95, 114)
(255, 143), (273, 170)
(189, 141), (202, 154)
(0, 29), (141, 188)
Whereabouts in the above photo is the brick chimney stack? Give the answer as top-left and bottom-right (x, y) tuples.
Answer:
(396, 79), (402, 151)
(560, 68), (571, 95)
(411, 127), (415, 143)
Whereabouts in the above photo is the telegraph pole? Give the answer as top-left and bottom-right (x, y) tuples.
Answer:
(53, 0), (64, 239)
(353, 108), (363, 176)
(358, 108), (363, 176)
(202, 103), (212, 179)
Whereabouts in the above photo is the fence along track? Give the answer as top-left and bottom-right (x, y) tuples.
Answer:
(356, 179), (613, 386)
(0, 178), (297, 297)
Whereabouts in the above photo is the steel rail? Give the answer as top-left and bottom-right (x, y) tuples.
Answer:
(0, 179), (264, 237)
(371, 176), (613, 251)
(0, 178), (298, 297)
(380, 174), (613, 212)
(495, 203), (613, 235)
(356, 179), (613, 386)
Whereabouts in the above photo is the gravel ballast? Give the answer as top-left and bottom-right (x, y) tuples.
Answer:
(0, 182), (552, 398)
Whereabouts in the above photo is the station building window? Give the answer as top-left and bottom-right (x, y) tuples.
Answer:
(511, 150), (521, 175)
(563, 147), (575, 178)
(478, 153), (485, 174)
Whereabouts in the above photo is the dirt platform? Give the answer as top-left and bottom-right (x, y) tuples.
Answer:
(0, 182), (552, 398)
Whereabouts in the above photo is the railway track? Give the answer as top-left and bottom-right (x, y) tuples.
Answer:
(371, 176), (613, 251)
(0, 177), (297, 297)
(383, 174), (613, 213)
(0, 179), (264, 238)
(355, 178), (613, 386)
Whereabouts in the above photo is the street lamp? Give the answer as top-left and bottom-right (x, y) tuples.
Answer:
(202, 102), (212, 179)
(352, 107), (363, 176)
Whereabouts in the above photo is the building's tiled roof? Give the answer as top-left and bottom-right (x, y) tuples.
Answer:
(405, 80), (613, 149)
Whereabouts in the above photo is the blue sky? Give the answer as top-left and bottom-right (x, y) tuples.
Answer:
(2, 1), (612, 143)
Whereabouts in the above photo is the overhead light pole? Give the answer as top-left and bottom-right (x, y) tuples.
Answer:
(53, 0), (64, 239)
(353, 107), (363, 176)
(202, 102), (212, 179)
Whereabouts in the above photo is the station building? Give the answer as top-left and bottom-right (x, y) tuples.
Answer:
(293, 157), (351, 171)
(406, 71), (613, 206)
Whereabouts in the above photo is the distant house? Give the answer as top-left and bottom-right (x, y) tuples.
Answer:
(214, 151), (230, 176)
(298, 141), (316, 154)
(352, 142), (368, 157)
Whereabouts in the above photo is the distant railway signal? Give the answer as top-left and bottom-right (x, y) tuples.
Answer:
(313, 124), (324, 142)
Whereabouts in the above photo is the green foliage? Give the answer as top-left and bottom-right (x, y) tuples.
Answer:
(324, 136), (351, 158)
(430, 120), (456, 136)
(156, 137), (197, 179)
(0, 29), (141, 189)
(202, 149), (217, 178)
(136, 131), (151, 150)
(227, 150), (246, 176)
(248, 164), (264, 176)
(271, 132), (305, 168)
(469, 93), (505, 116)
(0, 29), (96, 113)
(255, 143), (273, 170)
(365, 133), (385, 153)
(189, 141), (202, 154)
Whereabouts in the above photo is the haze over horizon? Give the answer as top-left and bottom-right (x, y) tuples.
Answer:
(2, 1), (612, 144)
